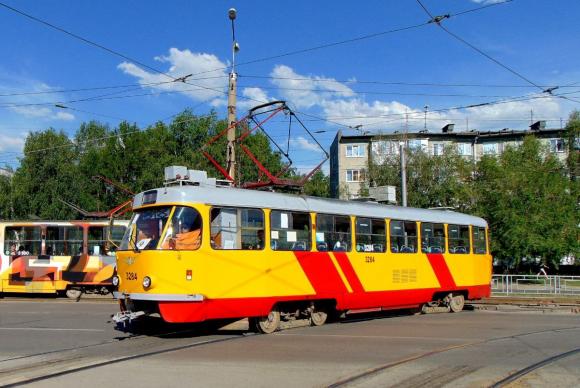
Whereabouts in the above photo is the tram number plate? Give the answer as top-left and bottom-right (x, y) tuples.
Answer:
(365, 256), (375, 263)
(125, 272), (138, 281)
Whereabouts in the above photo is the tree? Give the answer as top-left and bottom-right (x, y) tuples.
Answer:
(368, 146), (475, 211)
(12, 129), (81, 219)
(303, 170), (330, 197)
(474, 136), (578, 269)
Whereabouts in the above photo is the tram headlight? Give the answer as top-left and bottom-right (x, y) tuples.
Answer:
(112, 275), (120, 287)
(142, 276), (152, 289)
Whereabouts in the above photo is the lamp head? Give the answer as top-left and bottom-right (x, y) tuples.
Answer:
(228, 8), (237, 20)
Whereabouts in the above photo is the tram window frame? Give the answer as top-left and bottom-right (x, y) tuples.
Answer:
(316, 214), (352, 252)
(270, 210), (311, 251)
(389, 220), (418, 253)
(120, 207), (172, 251)
(472, 226), (487, 254)
(45, 225), (83, 256)
(154, 206), (203, 251)
(4, 226), (42, 256)
(355, 217), (386, 253)
(420, 222), (446, 254)
(448, 224), (471, 254)
(210, 207), (264, 251)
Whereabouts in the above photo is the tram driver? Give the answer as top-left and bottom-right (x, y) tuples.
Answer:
(161, 207), (202, 250)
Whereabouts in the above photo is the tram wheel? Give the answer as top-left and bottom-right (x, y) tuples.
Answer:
(310, 305), (328, 326)
(250, 309), (280, 334)
(65, 288), (82, 300)
(449, 294), (465, 313)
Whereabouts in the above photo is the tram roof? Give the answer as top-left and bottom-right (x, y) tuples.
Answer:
(134, 185), (487, 228)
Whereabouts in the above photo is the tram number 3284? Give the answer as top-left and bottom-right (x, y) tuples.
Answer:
(365, 256), (375, 263)
(126, 272), (138, 281)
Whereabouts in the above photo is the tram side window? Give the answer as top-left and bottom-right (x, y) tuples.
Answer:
(4, 226), (41, 256)
(448, 224), (470, 254)
(160, 206), (203, 250)
(355, 218), (386, 253)
(210, 207), (264, 250)
(472, 226), (487, 254)
(390, 220), (418, 253)
(270, 210), (311, 251)
(46, 226), (83, 255)
(316, 214), (351, 252)
(421, 223), (446, 253)
(107, 225), (127, 254)
(88, 226), (124, 255)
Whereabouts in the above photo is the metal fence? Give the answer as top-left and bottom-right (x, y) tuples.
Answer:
(491, 275), (580, 296)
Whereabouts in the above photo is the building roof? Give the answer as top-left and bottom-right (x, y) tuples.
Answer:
(133, 184), (488, 228)
(335, 124), (565, 143)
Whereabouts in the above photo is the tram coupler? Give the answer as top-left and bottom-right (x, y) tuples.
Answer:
(112, 310), (146, 330)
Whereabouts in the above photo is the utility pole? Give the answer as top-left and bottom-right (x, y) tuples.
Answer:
(226, 8), (239, 182)
(423, 105), (429, 130)
(400, 109), (408, 207)
(400, 141), (407, 207)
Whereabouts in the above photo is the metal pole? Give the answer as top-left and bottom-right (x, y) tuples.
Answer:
(226, 8), (238, 182)
(400, 142), (407, 207)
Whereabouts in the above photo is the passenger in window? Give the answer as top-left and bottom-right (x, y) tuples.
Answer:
(164, 217), (201, 250)
(255, 229), (265, 250)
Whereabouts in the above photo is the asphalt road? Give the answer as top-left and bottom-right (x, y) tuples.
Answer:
(1, 299), (579, 387)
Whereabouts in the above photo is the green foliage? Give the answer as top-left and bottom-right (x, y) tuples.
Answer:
(368, 146), (475, 211)
(369, 135), (578, 270)
(303, 170), (330, 197)
(474, 136), (578, 268)
(1, 110), (290, 220)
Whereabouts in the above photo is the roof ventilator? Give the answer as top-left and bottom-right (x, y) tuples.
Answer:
(163, 166), (230, 187)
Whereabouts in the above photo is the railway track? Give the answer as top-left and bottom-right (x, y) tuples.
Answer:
(326, 325), (580, 387)
(0, 320), (251, 387)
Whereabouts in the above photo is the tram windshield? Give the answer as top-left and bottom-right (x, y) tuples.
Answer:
(120, 207), (171, 251)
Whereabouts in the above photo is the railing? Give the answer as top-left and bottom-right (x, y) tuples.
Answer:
(491, 275), (580, 296)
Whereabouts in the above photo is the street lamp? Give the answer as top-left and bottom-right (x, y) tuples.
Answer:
(226, 8), (239, 182)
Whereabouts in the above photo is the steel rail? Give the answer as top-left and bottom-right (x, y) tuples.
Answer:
(326, 324), (580, 387)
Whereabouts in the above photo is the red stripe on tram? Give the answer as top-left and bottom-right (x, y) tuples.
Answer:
(426, 253), (456, 289)
(332, 252), (365, 293)
(294, 251), (349, 295)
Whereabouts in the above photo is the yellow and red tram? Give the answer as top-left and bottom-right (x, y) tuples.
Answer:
(0, 220), (127, 298)
(114, 168), (492, 333)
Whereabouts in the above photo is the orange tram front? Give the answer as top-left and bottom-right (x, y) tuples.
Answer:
(113, 168), (492, 333)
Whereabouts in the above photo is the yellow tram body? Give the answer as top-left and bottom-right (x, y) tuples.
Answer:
(114, 168), (492, 327)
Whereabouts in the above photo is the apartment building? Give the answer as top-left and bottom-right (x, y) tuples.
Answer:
(330, 121), (571, 199)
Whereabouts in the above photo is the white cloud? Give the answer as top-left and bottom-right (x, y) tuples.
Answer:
(290, 136), (324, 153)
(9, 105), (75, 121)
(0, 134), (25, 152)
(237, 87), (271, 110)
(270, 65), (354, 109)
(118, 48), (229, 106)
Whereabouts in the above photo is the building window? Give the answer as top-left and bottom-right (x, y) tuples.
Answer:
(345, 144), (365, 157)
(549, 138), (565, 153)
(408, 139), (428, 152)
(270, 211), (311, 251)
(371, 140), (399, 163)
(482, 143), (498, 155)
(346, 169), (365, 182)
(457, 143), (473, 156)
(432, 143), (445, 156)
(355, 218), (386, 252)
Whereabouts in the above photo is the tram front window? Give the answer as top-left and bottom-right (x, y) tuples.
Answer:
(120, 207), (171, 251)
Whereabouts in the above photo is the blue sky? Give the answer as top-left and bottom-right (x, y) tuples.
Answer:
(0, 0), (579, 172)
